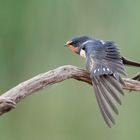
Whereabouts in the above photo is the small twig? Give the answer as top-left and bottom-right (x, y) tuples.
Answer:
(0, 65), (139, 115)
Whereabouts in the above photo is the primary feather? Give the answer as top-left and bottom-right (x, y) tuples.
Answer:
(83, 39), (126, 127)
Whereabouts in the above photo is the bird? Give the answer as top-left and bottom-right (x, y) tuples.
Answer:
(65, 36), (140, 127)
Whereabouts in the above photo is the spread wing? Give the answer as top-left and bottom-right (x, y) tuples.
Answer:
(85, 41), (126, 127)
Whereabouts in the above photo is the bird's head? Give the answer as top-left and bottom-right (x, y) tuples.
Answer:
(65, 36), (91, 58)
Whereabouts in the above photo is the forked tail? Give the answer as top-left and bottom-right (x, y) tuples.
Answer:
(122, 57), (140, 67)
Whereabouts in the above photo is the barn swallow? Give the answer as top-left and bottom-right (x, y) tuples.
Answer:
(65, 36), (140, 127)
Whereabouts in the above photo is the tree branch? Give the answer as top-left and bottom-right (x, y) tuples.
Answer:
(0, 65), (140, 115)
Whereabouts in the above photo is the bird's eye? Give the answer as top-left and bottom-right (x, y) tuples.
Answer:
(68, 41), (75, 46)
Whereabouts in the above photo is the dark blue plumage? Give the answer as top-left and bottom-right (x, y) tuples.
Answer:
(65, 36), (140, 127)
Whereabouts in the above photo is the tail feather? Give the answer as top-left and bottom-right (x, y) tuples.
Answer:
(92, 75), (124, 127)
(122, 57), (140, 67)
(132, 72), (140, 81)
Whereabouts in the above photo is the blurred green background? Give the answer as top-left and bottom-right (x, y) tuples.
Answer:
(0, 0), (140, 140)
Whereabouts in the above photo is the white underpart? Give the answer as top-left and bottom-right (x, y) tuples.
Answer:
(80, 49), (86, 58)
(80, 40), (93, 58)
(100, 40), (105, 45)
(89, 55), (94, 72)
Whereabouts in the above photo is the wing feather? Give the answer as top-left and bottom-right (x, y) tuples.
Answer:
(85, 40), (126, 127)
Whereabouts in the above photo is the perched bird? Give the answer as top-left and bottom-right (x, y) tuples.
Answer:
(65, 36), (140, 127)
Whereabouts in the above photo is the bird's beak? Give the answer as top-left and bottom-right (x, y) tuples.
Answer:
(64, 44), (67, 47)
(64, 40), (72, 47)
